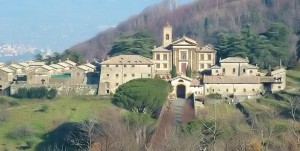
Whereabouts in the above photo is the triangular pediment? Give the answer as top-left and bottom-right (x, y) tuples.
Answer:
(172, 36), (197, 46)
(169, 76), (192, 82)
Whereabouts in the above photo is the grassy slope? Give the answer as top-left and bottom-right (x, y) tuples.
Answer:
(0, 95), (114, 151)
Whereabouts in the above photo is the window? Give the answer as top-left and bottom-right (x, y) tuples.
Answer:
(243, 68), (246, 73)
(200, 64), (204, 69)
(212, 89), (215, 93)
(233, 68), (236, 74)
(252, 89), (255, 92)
(156, 63), (160, 69)
(156, 54), (160, 60)
(207, 89), (209, 92)
(166, 34), (169, 40)
(124, 74), (127, 77)
(132, 74), (135, 77)
(116, 83), (119, 86)
(148, 65), (151, 67)
(106, 90), (109, 94)
(216, 70), (219, 73)
(116, 65), (119, 67)
(278, 86), (281, 89)
(200, 54), (204, 60)
(226, 89), (229, 92)
(132, 65), (135, 67)
(163, 54), (167, 60)
(106, 65), (109, 67)
(124, 65), (127, 67)
(181, 51), (187, 60)
(116, 74), (119, 77)
(234, 89), (236, 92)
(243, 89), (246, 92)
(222, 68), (226, 74)
(208, 54), (211, 60)
(250, 70), (253, 74)
(106, 74), (109, 77)
(207, 64), (211, 68)
(148, 74), (151, 77)
(163, 63), (167, 69)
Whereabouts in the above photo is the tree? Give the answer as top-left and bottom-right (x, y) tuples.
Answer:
(108, 30), (155, 58)
(112, 78), (172, 116)
(296, 31), (300, 61)
(204, 17), (210, 36)
(47, 88), (58, 99)
(35, 53), (43, 61)
(170, 65), (177, 78)
(214, 24), (291, 69)
(186, 65), (192, 78)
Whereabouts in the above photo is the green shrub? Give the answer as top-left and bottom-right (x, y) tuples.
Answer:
(207, 93), (222, 99)
(17, 87), (28, 98)
(13, 87), (57, 99)
(47, 88), (58, 99)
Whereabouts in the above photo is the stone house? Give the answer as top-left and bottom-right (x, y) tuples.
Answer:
(152, 23), (216, 78)
(18, 62), (30, 72)
(49, 64), (64, 73)
(27, 65), (54, 85)
(211, 57), (259, 76)
(27, 61), (45, 69)
(70, 67), (87, 85)
(0, 67), (14, 94)
(8, 63), (23, 74)
(203, 57), (286, 97)
(57, 62), (71, 71)
(99, 55), (154, 95)
(64, 59), (77, 68)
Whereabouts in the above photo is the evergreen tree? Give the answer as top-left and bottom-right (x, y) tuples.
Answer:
(108, 30), (155, 58)
(112, 79), (172, 117)
(170, 65), (177, 78)
(186, 65), (192, 78)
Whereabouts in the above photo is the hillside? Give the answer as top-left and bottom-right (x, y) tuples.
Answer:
(70, 0), (300, 60)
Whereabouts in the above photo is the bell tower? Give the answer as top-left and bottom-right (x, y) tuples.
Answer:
(163, 22), (173, 48)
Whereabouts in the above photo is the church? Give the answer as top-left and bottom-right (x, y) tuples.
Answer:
(152, 23), (216, 78)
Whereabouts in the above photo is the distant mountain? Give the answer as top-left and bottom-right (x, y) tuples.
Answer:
(70, 0), (300, 60)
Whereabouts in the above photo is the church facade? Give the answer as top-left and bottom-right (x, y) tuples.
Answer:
(152, 24), (216, 78)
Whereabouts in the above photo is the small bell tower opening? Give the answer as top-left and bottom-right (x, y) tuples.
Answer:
(163, 22), (173, 47)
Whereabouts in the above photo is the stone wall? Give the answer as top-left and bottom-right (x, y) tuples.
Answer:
(10, 83), (98, 96)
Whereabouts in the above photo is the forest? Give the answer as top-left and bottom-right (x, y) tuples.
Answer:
(70, 0), (300, 65)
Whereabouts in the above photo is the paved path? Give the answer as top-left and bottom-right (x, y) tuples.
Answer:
(169, 98), (185, 124)
(149, 98), (195, 150)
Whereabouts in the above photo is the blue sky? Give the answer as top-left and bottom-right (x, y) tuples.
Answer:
(0, 0), (191, 51)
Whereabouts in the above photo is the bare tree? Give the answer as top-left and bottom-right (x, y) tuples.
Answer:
(288, 97), (300, 149)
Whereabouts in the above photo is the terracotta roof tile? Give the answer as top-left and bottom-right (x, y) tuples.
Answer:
(101, 55), (153, 65)
(220, 57), (249, 63)
(152, 46), (170, 52)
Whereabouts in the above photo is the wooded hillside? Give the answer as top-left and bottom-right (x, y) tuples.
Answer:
(70, 0), (300, 61)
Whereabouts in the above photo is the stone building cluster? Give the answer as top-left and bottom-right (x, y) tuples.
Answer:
(0, 59), (99, 95)
(99, 24), (286, 99)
